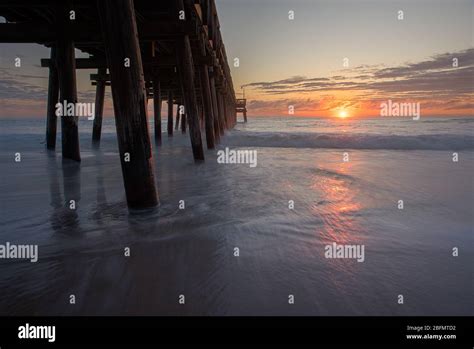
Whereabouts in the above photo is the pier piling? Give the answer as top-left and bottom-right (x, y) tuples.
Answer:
(209, 68), (221, 143)
(200, 64), (216, 149)
(153, 78), (162, 145)
(1, 0), (241, 208)
(92, 67), (106, 143)
(176, 31), (204, 160)
(175, 105), (181, 131)
(46, 46), (59, 150)
(167, 90), (174, 137)
(181, 112), (186, 134)
(98, 0), (158, 208)
(57, 5), (80, 162)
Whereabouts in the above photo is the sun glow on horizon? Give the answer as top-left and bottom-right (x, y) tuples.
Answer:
(338, 110), (349, 119)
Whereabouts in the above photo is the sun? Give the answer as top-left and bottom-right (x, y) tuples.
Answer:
(338, 110), (348, 118)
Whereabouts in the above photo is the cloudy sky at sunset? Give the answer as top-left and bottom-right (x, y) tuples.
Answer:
(0, 0), (473, 118)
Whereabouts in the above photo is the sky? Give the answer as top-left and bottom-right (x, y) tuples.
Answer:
(0, 0), (473, 118)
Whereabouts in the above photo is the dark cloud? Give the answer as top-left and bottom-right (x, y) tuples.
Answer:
(0, 67), (97, 102)
(243, 75), (330, 90)
(243, 48), (474, 100)
(366, 66), (474, 95)
(0, 67), (48, 100)
(248, 97), (325, 113)
(373, 49), (474, 79)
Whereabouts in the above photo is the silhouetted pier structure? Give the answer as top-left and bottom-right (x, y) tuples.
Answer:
(236, 98), (247, 123)
(0, 0), (239, 209)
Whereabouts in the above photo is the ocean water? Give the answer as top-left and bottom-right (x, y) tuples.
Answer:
(0, 116), (473, 316)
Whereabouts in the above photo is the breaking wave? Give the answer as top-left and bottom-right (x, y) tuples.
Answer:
(225, 131), (474, 150)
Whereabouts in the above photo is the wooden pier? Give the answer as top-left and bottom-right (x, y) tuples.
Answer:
(236, 98), (247, 123)
(0, 0), (239, 209)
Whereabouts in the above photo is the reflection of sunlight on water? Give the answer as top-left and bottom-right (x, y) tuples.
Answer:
(309, 161), (367, 289)
(310, 162), (364, 245)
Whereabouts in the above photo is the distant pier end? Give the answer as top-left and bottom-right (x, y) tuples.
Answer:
(236, 98), (247, 123)
(0, 0), (238, 209)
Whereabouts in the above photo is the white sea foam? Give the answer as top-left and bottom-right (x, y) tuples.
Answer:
(224, 131), (474, 150)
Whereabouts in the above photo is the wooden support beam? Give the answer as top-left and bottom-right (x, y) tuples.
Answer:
(167, 90), (173, 136)
(153, 79), (162, 145)
(209, 66), (221, 142)
(227, 96), (233, 128)
(201, 0), (209, 25)
(175, 105), (180, 130)
(199, 64), (215, 149)
(90, 73), (111, 81)
(227, 97), (233, 127)
(224, 96), (232, 129)
(57, 4), (80, 161)
(42, 55), (213, 70)
(222, 93), (228, 129)
(92, 81), (111, 86)
(42, 57), (106, 69)
(0, 22), (100, 43)
(45, 45), (58, 150)
(98, 0), (158, 209)
(92, 67), (106, 143)
(175, 7), (204, 160)
(0, 21), (198, 43)
(222, 94), (227, 128)
(198, 103), (204, 130)
(216, 90), (225, 135)
(181, 112), (186, 133)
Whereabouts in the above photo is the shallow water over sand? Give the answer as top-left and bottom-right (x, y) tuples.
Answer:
(0, 117), (473, 315)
